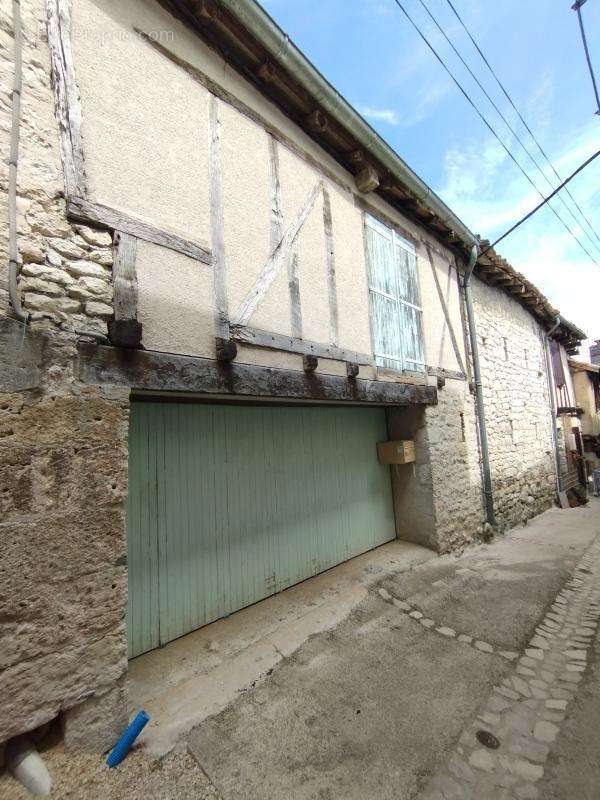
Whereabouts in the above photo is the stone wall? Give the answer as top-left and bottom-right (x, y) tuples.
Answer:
(1, 0), (112, 335)
(472, 277), (556, 529)
(0, 317), (129, 749)
(388, 382), (485, 555)
(405, 276), (558, 554)
(0, 0), (130, 750)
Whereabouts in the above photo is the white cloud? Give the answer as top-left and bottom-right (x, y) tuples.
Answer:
(359, 106), (400, 125)
(436, 119), (600, 344)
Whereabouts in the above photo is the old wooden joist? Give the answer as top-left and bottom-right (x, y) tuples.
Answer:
(77, 343), (438, 405)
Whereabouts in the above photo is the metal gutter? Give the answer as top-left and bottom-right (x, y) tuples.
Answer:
(218, 0), (477, 249)
(463, 243), (496, 528)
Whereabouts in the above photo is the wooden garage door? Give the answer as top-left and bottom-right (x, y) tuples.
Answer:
(126, 401), (396, 658)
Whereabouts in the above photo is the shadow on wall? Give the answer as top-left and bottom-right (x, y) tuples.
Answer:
(386, 404), (557, 555)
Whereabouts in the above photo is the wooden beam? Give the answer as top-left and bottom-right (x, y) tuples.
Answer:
(302, 354), (318, 373)
(424, 244), (466, 377)
(112, 232), (138, 321)
(67, 197), (212, 265)
(267, 135), (302, 339)
(46, 0), (87, 197)
(229, 324), (375, 366)
(355, 164), (379, 193)
(427, 366), (466, 381)
(322, 186), (338, 346)
(306, 109), (328, 133)
(108, 232), (142, 349)
(216, 337), (237, 362)
(231, 180), (322, 326)
(209, 94), (229, 339)
(77, 342), (437, 406)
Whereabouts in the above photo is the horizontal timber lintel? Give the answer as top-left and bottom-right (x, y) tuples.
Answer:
(76, 343), (437, 406)
(229, 324), (374, 366)
(427, 366), (467, 381)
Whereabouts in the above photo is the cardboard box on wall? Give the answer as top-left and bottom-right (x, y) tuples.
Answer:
(377, 440), (415, 465)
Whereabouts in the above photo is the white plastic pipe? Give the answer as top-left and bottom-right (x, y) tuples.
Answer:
(6, 735), (52, 797)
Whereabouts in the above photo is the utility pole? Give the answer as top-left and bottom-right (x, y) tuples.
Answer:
(572, 0), (600, 115)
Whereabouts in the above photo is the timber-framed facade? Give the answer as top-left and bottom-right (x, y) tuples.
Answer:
(0, 0), (585, 754)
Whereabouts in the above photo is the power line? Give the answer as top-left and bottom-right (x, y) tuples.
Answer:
(480, 149), (600, 256)
(414, 0), (600, 258)
(444, 0), (600, 249)
(572, 0), (600, 116)
(391, 0), (599, 266)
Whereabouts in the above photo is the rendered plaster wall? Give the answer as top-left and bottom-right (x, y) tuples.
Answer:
(69, 0), (467, 380)
(472, 277), (556, 529)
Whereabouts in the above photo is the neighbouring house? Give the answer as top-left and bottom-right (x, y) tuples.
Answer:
(0, 0), (586, 753)
(550, 341), (588, 497)
(569, 359), (600, 475)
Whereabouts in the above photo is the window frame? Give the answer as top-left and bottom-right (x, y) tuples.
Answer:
(364, 212), (427, 374)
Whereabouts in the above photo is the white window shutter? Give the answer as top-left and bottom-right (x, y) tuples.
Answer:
(365, 215), (425, 373)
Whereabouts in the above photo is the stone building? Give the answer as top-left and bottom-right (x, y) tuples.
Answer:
(0, 0), (585, 752)
(569, 358), (600, 474)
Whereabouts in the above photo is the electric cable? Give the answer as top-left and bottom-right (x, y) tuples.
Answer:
(444, 0), (600, 249)
(416, 0), (600, 257)
(479, 149), (600, 256)
(391, 0), (599, 266)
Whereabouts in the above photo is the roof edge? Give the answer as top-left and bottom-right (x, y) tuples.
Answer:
(218, 0), (477, 249)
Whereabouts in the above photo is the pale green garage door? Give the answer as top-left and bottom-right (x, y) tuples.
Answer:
(126, 401), (396, 658)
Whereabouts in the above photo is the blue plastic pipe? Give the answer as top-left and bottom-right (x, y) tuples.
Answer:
(106, 710), (150, 768)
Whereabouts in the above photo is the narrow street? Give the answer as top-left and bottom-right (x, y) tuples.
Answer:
(2, 501), (599, 799)
(188, 500), (600, 800)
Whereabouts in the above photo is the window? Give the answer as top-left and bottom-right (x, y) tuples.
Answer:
(364, 214), (426, 373)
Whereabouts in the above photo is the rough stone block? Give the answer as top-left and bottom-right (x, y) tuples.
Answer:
(62, 679), (128, 753)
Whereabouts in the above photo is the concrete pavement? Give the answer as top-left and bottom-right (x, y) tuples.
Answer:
(187, 500), (600, 799)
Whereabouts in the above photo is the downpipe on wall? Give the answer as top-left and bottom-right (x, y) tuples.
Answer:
(544, 315), (564, 495)
(7, 0), (29, 324)
(463, 243), (497, 530)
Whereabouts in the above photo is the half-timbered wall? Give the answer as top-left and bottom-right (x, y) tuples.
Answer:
(0, 0), (570, 755)
(65, 0), (468, 382)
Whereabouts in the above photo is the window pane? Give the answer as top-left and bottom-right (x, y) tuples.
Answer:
(371, 293), (403, 370)
(365, 226), (397, 297)
(396, 245), (421, 307)
(398, 303), (426, 372)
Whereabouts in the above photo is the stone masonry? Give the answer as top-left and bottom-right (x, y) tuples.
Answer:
(473, 278), (556, 531)
(0, 0), (130, 751)
(403, 275), (558, 554)
(0, 317), (130, 750)
(0, 0), (565, 756)
(1, 0), (113, 335)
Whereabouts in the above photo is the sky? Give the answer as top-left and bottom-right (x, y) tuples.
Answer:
(259, 0), (600, 357)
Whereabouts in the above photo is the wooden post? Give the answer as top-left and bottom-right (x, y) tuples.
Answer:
(108, 232), (142, 349)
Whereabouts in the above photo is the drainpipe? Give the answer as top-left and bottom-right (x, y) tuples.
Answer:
(544, 316), (563, 494)
(7, 0), (29, 324)
(463, 243), (496, 528)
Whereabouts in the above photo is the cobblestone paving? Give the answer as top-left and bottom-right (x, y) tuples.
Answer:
(401, 535), (600, 800)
